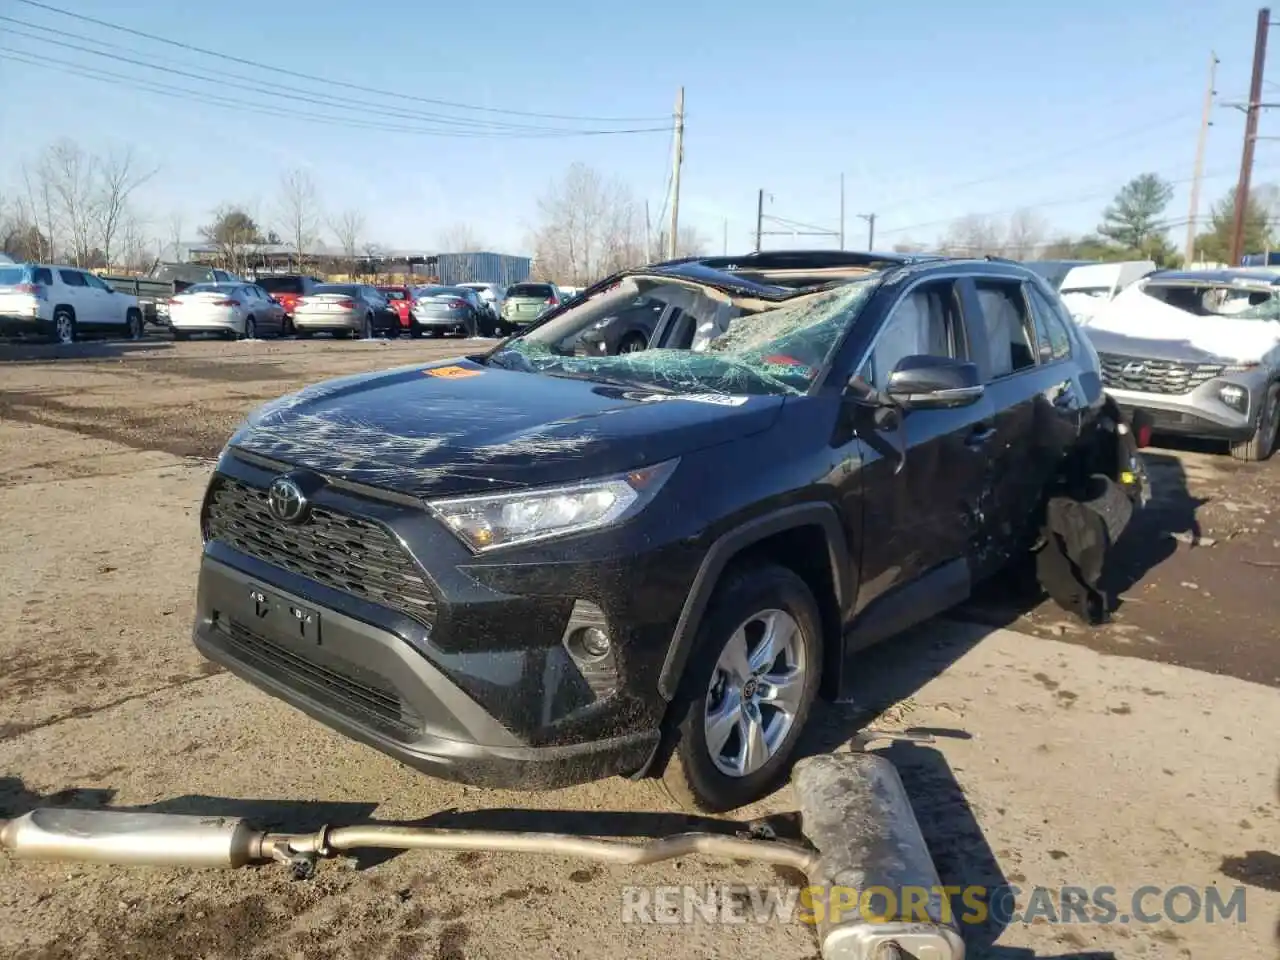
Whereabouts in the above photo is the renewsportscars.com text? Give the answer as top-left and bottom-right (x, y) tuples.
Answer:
(621, 884), (1248, 926)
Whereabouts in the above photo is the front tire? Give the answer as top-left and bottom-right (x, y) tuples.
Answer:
(1230, 383), (1280, 462)
(659, 562), (823, 813)
(362, 313), (373, 339)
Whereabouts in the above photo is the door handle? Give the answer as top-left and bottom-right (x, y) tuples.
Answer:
(966, 425), (997, 447)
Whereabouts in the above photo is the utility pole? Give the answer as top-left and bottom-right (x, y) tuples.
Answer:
(644, 200), (652, 262)
(722, 218), (728, 255)
(1231, 9), (1270, 266)
(858, 213), (877, 250)
(839, 173), (846, 249)
(1185, 51), (1219, 265)
(666, 87), (685, 261)
(755, 189), (765, 252)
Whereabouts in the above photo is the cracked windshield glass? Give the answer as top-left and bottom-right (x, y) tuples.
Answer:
(487, 277), (880, 395)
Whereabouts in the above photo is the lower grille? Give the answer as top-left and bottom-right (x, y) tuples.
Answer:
(1098, 353), (1226, 395)
(205, 476), (437, 627)
(223, 621), (421, 739)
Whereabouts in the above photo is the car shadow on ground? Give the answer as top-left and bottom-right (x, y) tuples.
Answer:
(0, 336), (175, 363)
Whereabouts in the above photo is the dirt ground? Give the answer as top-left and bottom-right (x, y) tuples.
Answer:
(0, 335), (1277, 959)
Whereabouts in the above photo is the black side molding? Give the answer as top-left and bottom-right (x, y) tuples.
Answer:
(656, 502), (850, 700)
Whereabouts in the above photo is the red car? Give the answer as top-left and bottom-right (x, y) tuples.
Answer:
(378, 286), (414, 330)
(255, 275), (322, 332)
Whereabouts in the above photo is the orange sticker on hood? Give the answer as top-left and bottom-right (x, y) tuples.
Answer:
(425, 365), (483, 379)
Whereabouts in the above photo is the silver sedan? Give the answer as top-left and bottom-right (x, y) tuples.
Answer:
(292, 283), (398, 339)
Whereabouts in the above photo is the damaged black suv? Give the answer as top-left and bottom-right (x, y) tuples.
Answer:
(194, 251), (1142, 812)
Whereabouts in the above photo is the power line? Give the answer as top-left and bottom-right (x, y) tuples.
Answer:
(876, 162), (1280, 238)
(0, 21), (659, 135)
(0, 50), (668, 139)
(874, 109), (1202, 215)
(13, 0), (670, 124)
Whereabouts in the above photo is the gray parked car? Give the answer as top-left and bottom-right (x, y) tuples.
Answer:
(409, 285), (489, 337)
(292, 284), (400, 339)
(1083, 268), (1280, 461)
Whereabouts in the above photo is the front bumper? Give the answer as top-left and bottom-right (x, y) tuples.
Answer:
(193, 558), (656, 788)
(190, 453), (699, 788)
(1107, 385), (1257, 441)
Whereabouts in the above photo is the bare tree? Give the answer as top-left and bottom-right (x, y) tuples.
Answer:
(329, 209), (365, 275)
(938, 214), (1006, 257)
(93, 146), (157, 267)
(21, 160), (57, 262)
(276, 168), (321, 268)
(361, 240), (384, 281)
(118, 213), (152, 273)
(530, 163), (657, 284)
(437, 222), (486, 252)
(43, 140), (100, 266)
(1003, 207), (1049, 260)
(167, 212), (185, 260)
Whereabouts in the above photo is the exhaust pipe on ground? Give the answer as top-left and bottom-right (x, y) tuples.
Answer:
(1, 751), (963, 960)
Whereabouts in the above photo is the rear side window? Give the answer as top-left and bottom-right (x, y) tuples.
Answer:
(507, 283), (553, 298)
(257, 276), (305, 294)
(972, 281), (1036, 379)
(59, 270), (87, 287)
(33, 268), (53, 285)
(1025, 284), (1073, 362)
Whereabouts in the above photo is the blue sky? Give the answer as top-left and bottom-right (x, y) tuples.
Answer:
(0, 0), (1276, 256)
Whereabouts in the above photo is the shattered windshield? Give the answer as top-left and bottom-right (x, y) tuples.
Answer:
(485, 275), (881, 396)
(1145, 283), (1280, 321)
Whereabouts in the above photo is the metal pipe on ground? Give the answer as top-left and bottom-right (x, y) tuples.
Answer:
(0, 752), (963, 960)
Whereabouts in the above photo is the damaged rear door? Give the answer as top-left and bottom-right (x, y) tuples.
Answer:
(961, 277), (1087, 577)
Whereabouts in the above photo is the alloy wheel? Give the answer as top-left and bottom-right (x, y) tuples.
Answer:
(702, 609), (807, 778)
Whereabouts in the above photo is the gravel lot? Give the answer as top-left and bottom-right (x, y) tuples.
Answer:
(1, 335), (1277, 959)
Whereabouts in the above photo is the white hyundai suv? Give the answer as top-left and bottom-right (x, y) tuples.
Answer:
(0, 262), (145, 343)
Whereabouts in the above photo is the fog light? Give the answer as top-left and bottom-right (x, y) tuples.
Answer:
(1219, 384), (1248, 413)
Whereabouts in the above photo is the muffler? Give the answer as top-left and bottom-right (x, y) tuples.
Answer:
(2, 750), (963, 960)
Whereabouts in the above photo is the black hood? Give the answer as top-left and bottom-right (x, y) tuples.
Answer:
(229, 358), (785, 498)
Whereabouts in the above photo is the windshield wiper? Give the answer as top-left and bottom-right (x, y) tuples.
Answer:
(544, 370), (675, 393)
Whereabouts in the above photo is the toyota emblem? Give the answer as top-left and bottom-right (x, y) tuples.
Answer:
(1121, 361), (1147, 377)
(267, 476), (309, 523)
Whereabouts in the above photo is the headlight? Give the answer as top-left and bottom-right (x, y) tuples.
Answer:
(1219, 384), (1249, 413)
(427, 459), (678, 552)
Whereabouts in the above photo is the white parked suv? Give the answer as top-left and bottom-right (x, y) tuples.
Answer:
(0, 262), (145, 343)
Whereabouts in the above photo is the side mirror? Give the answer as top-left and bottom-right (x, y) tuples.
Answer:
(884, 355), (984, 410)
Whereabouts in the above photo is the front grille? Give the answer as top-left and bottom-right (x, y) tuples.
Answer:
(1098, 353), (1226, 395)
(223, 621), (420, 739)
(205, 476), (437, 627)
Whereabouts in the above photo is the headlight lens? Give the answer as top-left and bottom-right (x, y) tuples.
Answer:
(427, 459), (678, 553)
